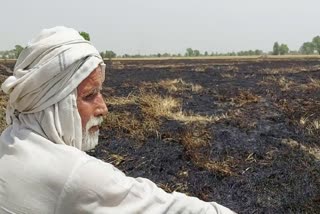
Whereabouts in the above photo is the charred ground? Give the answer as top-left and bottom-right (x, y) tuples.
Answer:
(1, 58), (320, 213)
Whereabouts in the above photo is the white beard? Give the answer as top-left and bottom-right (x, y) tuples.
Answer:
(81, 116), (103, 151)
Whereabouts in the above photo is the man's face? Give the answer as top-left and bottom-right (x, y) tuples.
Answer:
(77, 66), (108, 133)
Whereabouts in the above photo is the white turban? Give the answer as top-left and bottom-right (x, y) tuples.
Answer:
(1, 26), (105, 151)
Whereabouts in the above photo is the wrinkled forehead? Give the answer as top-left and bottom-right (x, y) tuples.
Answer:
(77, 64), (105, 93)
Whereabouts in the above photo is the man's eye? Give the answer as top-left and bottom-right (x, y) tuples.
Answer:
(84, 93), (96, 100)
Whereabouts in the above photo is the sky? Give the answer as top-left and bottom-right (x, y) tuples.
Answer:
(1, 0), (319, 55)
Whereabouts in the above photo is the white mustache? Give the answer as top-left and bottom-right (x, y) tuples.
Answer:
(85, 116), (104, 131)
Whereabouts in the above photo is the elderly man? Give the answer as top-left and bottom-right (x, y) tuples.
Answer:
(0, 27), (235, 213)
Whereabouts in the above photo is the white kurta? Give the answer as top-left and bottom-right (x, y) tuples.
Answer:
(0, 124), (235, 214)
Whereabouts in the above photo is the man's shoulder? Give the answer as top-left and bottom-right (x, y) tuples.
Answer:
(0, 128), (91, 180)
(0, 128), (94, 212)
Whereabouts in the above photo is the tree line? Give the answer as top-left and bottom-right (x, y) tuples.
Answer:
(299, 36), (320, 54)
(1, 32), (320, 59)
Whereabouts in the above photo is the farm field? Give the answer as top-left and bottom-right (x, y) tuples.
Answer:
(1, 58), (320, 213)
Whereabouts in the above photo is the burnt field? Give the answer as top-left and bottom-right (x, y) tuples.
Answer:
(1, 58), (320, 213)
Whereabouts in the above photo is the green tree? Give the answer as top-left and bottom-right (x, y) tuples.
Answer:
(185, 48), (194, 57)
(299, 42), (315, 54)
(79, 31), (90, 41)
(193, 50), (201, 56)
(279, 44), (289, 55)
(14, 45), (24, 58)
(100, 52), (105, 58)
(105, 50), (116, 59)
(312, 36), (320, 54)
(254, 49), (263, 55)
(273, 42), (280, 55)
(1, 51), (8, 59)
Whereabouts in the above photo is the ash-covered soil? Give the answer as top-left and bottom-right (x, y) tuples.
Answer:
(1, 58), (320, 213)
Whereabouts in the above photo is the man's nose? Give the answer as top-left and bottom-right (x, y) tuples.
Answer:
(95, 94), (108, 117)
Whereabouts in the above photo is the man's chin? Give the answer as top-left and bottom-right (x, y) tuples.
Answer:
(82, 130), (99, 151)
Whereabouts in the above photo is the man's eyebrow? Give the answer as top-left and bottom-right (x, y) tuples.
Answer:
(87, 87), (102, 94)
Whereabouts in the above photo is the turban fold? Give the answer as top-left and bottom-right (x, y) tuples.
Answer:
(1, 26), (105, 151)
